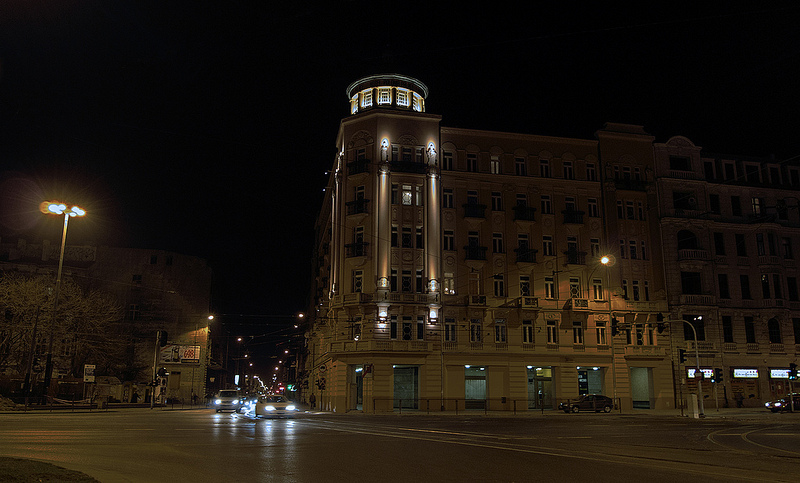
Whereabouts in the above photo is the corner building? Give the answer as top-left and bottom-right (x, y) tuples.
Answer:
(307, 74), (673, 413)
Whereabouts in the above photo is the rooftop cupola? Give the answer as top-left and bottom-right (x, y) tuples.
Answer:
(346, 74), (428, 115)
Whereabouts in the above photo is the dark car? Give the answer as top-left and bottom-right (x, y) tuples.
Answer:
(764, 393), (800, 413)
(559, 394), (615, 413)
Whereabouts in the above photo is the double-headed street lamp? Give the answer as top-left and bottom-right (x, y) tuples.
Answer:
(40, 201), (86, 395)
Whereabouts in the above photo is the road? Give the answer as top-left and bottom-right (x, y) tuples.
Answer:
(1, 408), (799, 482)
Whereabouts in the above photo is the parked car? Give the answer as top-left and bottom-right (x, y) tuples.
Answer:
(559, 394), (615, 413)
(254, 394), (298, 418)
(764, 393), (800, 413)
(214, 390), (243, 413)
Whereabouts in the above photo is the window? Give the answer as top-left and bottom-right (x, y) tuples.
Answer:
(542, 236), (554, 256)
(444, 318), (457, 342)
(416, 227), (423, 249)
(644, 281), (650, 301)
(444, 272), (456, 295)
(637, 201), (645, 220)
(622, 280), (628, 299)
(491, 191), (503, 211)
(402, 316), (412, 340)
(563, 160), (574, 179)
(586, 163), (596, 181)
(761, 274), (771, 299)
(783, 237), (794, 259)
(132, 274), (142, 285)
(540, 195), (552, 214)
(492, 233), (504, 253)
(522, 320), (534, 344)
(546, 320), (558, 344)
(617, 200), (624, 219)
(352, 270), (363, 293)
(490, 156), (501, 174)
(744, 316), (756, 343)
(391, 226), (398, 247)
(495, 319), (507, 343)
(573, 321), (584, 345)
(773, 274), (783, 300)
(515, 157), (527, 176)
(756, 233), (765, 256)
(740, 275), (752, 299)
(396, 89), (408, 106)
(794, 318), (800, 344)
(629, 240), (638, 260)
(718, 274), (730, 299)
(569, 277), (581, 299)
(669, 155), (691, 171)
(417, 316), (425, 340)
(590, 238), (600, 258)
(565, 196), (577, 212)
(470, 319), (482, 342)
(544, 277), (555, 299)
(632, 280), (640, 301)
(378, 87), (390, 104)
(540, 159), (550, 178)
(402, 270), (412, 292)
(596, 322), (607, 345)
(592, 279), (603, 300)
(416, 270), (424, 293)
(443, 151), (453, 171)
(493, 274), (505, 297)
(402, 227), (412, 248)
(722, 316), (734, 343)
(768, 318), (782, 344)
(402, 184), (412, 205)
(619, 239), (626, 259)
(626, 201), (635, 220)
(391, 269), (398, 292)
(587, 198), (599, 217)
(361, 89), (373, 107)
(467, 153), (478, 172)
(443, 230), (455, 251)
(519, 275), (530, 296)
(681, 271), (702, 294)
(150, 254), (158, 264)
(788, 277), (799, 301)
(714, 233), (726, 255)
(516, 193), (527, 207)
(128, 304), (140, 321)
(709, 194), (720, 214)
(735, 234), (747, 256)
(443, 188), (454, 208)
(731, 196), (742, 216)
(640, 241), (647, 260)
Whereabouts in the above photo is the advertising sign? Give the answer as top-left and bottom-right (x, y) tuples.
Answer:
(770, 369), (790, 379)
(733, 368), (759, 379)
(686, 368), (713, 379)
(159, 344), (201, 364)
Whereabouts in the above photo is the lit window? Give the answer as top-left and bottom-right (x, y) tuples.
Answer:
(396, 89), (409, 106)
(402, 185), (412, 205)
(378, 88), (391, 104)
(413, 93), (423, 111)
(494, 319), (507, 343)
(361, 89), (372, 108)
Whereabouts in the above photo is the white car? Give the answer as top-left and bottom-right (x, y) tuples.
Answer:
(214, 390), (243, 413)
(254, 394), (298, 418)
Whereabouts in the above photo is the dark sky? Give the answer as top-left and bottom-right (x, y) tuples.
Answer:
(1, 2), (799, 319)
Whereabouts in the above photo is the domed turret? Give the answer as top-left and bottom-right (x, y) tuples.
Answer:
(346, 74), (428, 115)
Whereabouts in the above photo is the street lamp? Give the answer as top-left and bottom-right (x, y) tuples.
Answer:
(661, 314), (705, 418)
(40, 201), (86, 396)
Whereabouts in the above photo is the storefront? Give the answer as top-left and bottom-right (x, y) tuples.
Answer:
(526, 366), (553, 409)
(730, 368), (760, 408)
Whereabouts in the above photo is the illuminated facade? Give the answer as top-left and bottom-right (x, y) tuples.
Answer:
(306, 74), (675, 413)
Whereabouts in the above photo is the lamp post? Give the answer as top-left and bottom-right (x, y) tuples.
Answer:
(587, 255), (615, 406)
(40, 201), (85, 397)
(662, 315), (705, 417)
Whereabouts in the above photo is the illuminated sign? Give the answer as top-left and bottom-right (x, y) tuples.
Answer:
(686, 368), (713, 379)
(732, 368), (759, 379)
(770, 369), (790, 379)
(159, 344), (201, 364)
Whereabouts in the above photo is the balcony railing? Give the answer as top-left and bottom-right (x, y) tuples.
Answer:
(614, 178), (648, 191)
(513, 205), (537, 222)
(463, 203), (487, 218)
(347, 159), (370, 175)
(464, 245), (488, 260)
(345, 198), (370, 215)
(345, 241), (370, 257)
(678, 248), (709, 260)
(468, 295), (487, 305)
(770, 343), (785, 354)
(514, 247), (538, 263)
(520, 296), (539, 308)
(679, 294), (715, 305)
(562, 210), (585, 224)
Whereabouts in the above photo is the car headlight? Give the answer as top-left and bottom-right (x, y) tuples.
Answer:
(215, 399), (221, 405)
(233, 399), (239, 404)
(286, 405), (296, 411)
(775, 402), (782, 407)
(266, 405), (276, 411)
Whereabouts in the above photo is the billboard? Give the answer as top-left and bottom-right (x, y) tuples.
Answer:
(159, 344), (201, 364)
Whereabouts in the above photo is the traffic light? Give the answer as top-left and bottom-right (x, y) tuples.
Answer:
(611, 317), (619, 336)
(715, 368), (723, 383)
(157, 330), (168, 347)
(790, 362), (798, 380)
(678, 349), (687, 363)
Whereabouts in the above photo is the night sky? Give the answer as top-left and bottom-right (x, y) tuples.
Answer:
(1, 3), (798, 321)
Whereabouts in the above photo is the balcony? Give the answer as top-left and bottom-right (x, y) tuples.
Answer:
(513, 205), (537, 222)
(770, 343), (785, 354)
(562, 210), (585, 224)
(468, 295), (487, 305)
(514, 247), (538, 263)
(678, 249), (709, 261)
(346, 198), (370, 215)
(563, 249), (586, 265)
(389, 160), (428, 174)
(686, 341), (716, 352)
(758, 255), (781, 266)
(464, 245), (488, 260)
(347, 159), (370, 175)
(520, 296), (539, 308)
(762, 299), (785, 308)
(746, 342), (760, 353)
(614, 178), (648, 191)
(624, 346), (668, 357)
(345, 241), (370, 258)
(328, 339), (432, 354)
(463, 203), (487, 219)
(569, 298), (590, 310)
(679, 294), (715, 305)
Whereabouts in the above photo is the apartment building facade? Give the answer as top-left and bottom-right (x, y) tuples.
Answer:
(306, 74), (674, 413)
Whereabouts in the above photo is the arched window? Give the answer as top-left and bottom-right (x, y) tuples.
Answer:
(677, 230), (698, 250)
(767, 318), (782, 344)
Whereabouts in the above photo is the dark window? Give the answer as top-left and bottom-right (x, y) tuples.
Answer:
(681, 272), (702, 294)
(722, 316), (734, 343)
(718, 274), (730, 299)
(788, 277), (798, 301)
(735, 234), (747, 256)
(767, 318), (782, 344)
(669, 156), (691, 171)
(731, 196), (742, 216)
(794, 318), (800, 344)
(744, 316), (756, 343)
(740, 275), (752, 299)
(714, 232), (725, 255)
(709, 194), (720, 214)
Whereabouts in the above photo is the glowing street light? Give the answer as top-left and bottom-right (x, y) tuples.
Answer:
(40, 200), (86, 394)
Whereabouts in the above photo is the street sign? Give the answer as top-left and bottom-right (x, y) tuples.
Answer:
(83, 364), (96, 383)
